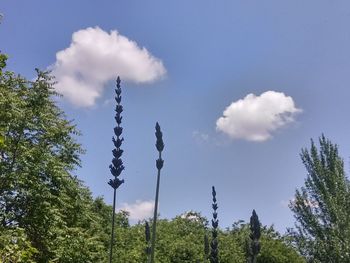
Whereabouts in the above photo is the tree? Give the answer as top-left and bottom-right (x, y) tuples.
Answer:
(290, 135), (350, 262)
(0, 228), (37, 262)
(247, 210), (261, 263)
(0, 53), (79, 261)
(0, 53), (108, 262)
(155, 213), (208, 262)
(230, 221), (305, 263)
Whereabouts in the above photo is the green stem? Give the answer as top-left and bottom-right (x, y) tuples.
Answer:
(109, 188), (117, 263)
(150, 151), (162, 263)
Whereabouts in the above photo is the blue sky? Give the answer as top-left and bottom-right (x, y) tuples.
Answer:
(2, 0), (350, 232)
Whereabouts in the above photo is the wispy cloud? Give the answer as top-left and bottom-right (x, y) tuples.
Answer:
(216, 91), (302, 142)
(192, 130), (209, 143)
(49, 27), (166, 107)
(119, 200), (154, 222)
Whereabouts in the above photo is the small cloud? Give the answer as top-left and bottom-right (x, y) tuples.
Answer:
(180, 211), (202, 222)
(216, 91), (302, 142)
(103, 98), (114, 107)
(119, 200), (154, 221)
(49, 27), (166, 107)
(192, 131), (209, 143)
(192, 130), (230, 147)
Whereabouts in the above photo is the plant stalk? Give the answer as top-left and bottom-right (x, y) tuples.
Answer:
(109, 188), (117, 263)
(149, 122), (164, 263)
(150, 151), (162, 263)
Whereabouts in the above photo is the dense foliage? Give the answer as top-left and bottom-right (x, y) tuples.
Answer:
(0, 53), (111, 262)
(111, 212), (305, 263)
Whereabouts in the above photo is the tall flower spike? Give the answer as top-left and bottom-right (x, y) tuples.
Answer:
(150, 122), (165, 263)
(155, 122), (164, 152)
(108, 77), (125, 263)
(210, 186), (219, 263)
(248, 210), (261, 263)
(108, 76), (124, 190)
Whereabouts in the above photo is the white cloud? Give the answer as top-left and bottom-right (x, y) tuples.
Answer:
(216, 91), (302, 142)
(119, 200), (154, 221)
(50, 27), (166, 107)
(192, 130), (209, 143)
(180, 211), (202, 222)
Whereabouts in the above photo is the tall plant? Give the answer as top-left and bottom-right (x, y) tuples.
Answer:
(247, 210), (261, 263)
(210, 186), (219, 263)
(108, 77), (125, 263)
(150, 122), (165, 263)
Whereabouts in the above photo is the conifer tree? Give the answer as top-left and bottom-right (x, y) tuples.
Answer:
(247, 210), (261, 263)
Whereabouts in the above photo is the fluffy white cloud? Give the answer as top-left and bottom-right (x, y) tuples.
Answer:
(216, 91), (302, 142)
(50, 27), (166, 107)
(119, 200), (154, 221)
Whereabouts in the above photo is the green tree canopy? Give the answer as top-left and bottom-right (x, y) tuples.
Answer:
(0, 53), (109, 262)
(290, 135), (350, 262)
